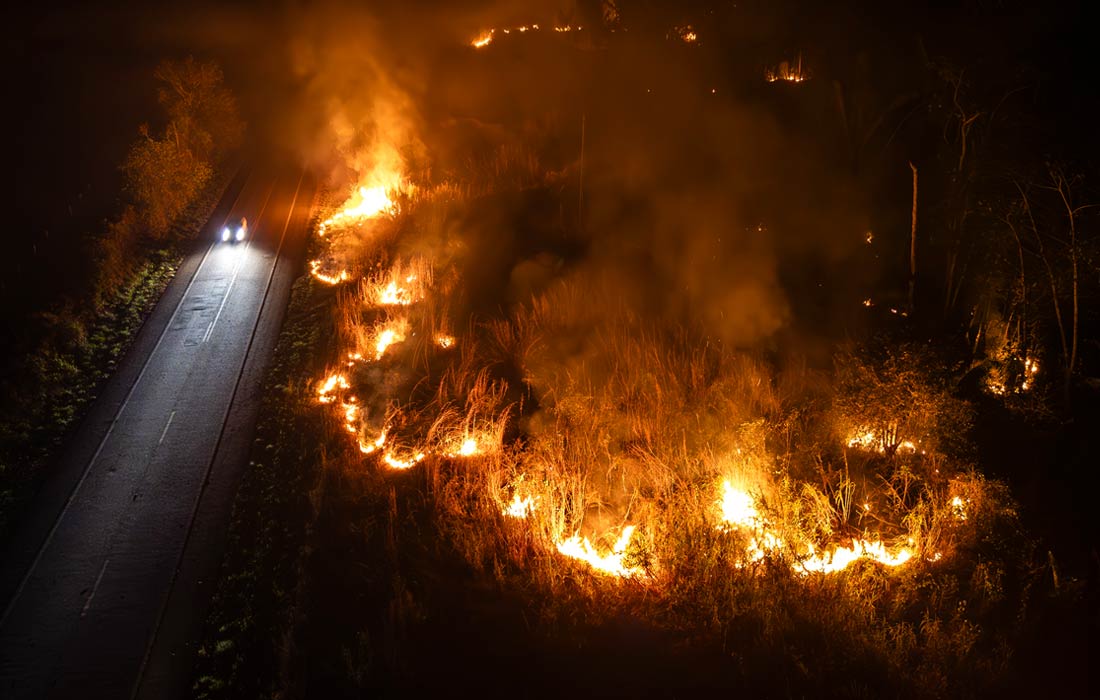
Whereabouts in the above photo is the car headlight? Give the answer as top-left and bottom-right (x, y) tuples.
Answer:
(222, 227), (231, 241)
(236, 227), (245, 241)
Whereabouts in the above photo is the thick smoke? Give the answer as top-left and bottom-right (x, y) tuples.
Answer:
(145, 0), (869, 349)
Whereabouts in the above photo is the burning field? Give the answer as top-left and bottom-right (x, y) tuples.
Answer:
(196, 3), (1093, 698)
(292, 153), (1033, 696)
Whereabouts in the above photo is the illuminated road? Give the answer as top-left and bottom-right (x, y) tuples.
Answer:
(0, 162), (315, 699)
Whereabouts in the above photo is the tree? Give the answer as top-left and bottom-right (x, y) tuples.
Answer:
(1013, 168), (1095, 404)
(833, 342), (973, 459)
(153, 56), (243, 163)
(122, 128), (211, 237)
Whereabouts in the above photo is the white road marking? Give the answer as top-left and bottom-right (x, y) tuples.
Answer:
(203, 184), (276, 344)
(132, 169), (308, 698)
(80, 558), (110, 618)
(157, 411), (176, 445)
(203, 258), (242, 343)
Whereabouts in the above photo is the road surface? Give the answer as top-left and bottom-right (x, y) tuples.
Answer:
(0, 160), (316, 699)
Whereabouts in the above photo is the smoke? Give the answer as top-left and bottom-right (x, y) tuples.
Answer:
(135, 0), (869, 352)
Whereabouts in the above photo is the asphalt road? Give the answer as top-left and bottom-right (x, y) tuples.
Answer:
(0, 161), (316, 699)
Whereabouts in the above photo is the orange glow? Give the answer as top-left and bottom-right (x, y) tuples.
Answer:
(718, 481), (761, 528)
(362, 318), (410, 362)
(341, 399), (359, 433)
(716, 482), (784, 563)
(456, 437), (478, 456)
(378, 279), (413, 305)
(383, 450), (426, 470)
(846, 428), (919, 455)
(434, 334), (455, 349)
(472, 29), (495, 48)
(799, 540), (913, 574)
(951, 495), (968, 521)
(319, 185), (397, 237)
(375, 328), (403, 360)
(317, 373), (350, 404)
(766, 54), (809, 83)
(358, 430), (387, 455)
(309, 259), (351, 285)
(556, 525), (641, 578)
(672, 25), (697, 43)
(503, 492), (536, 519)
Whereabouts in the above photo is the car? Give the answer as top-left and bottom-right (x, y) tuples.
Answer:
(221, 217), (247, 243)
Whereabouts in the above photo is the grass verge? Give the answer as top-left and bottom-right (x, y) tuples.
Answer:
(0, 164), (239, 538)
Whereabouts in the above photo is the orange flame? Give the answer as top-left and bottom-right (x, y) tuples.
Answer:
(472, 29), (495, 48)
(556, 526), (641, 578)
(358, 429), (387, 455)
(374, 325), (405, 360)
(503, 493), (537, 519)
(319, 185), (398, 237)
(309, 259), (351, 285)
(799, 540), (913, 574)
(317, 373), (350, 404)
(383, 450), (426, 470)
(766, 54), (809, 83)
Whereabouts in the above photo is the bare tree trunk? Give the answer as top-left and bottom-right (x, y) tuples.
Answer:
(1054, 172), (1081, 403)
(1003, 214), (1028, 355)
(1005, 216), (1027, 340)
(1018, 184), (1070, 384)
(908, 161), (918, 313)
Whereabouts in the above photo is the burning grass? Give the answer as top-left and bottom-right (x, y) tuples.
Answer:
(295, 156), (1057, 697)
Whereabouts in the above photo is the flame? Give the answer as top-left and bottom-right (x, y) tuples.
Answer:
(766, 54), (809, 83)
(456, 437), (478, 456)
(383, 450), (426, 470)
(342, 399), (359, 433)
(366, 318), (410, 361)
(718, 481), (761, 528)
(986, 354), (1040, 395)
(375, 329), (403, 360)
(359, 429), (387, 454)
(472, 29), (495, 48)
(443, 431), (498, 458)
(672, 25), (697, 43)
(846, 428), (919, 455)
(951, 495), (968, 521)
(717, 482), (784, 563)
(373, 274), (420, 306)
(472, 24), (541, 48)
(800, 540), (913, 574)
(716, 482), (918, 572)
(434, 334), (455, 349)
(503, 493), (536, 519)
(319, 185), (398, 237)
(317, 373), (350, 404)
(1021, 356), (1039, 391)
(554, 25), (582, 32)
(309, 259), (351, 285)
(556, 525), (641, 578)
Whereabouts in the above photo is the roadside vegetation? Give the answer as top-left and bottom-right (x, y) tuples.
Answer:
(197, 160), (1089, 699)
(193, 218), (333, 699)
(196, 6), (1094, 698)
(0, 56), (242, 537)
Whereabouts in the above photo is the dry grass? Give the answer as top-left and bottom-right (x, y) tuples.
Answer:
(299, 170), (1050, 697)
